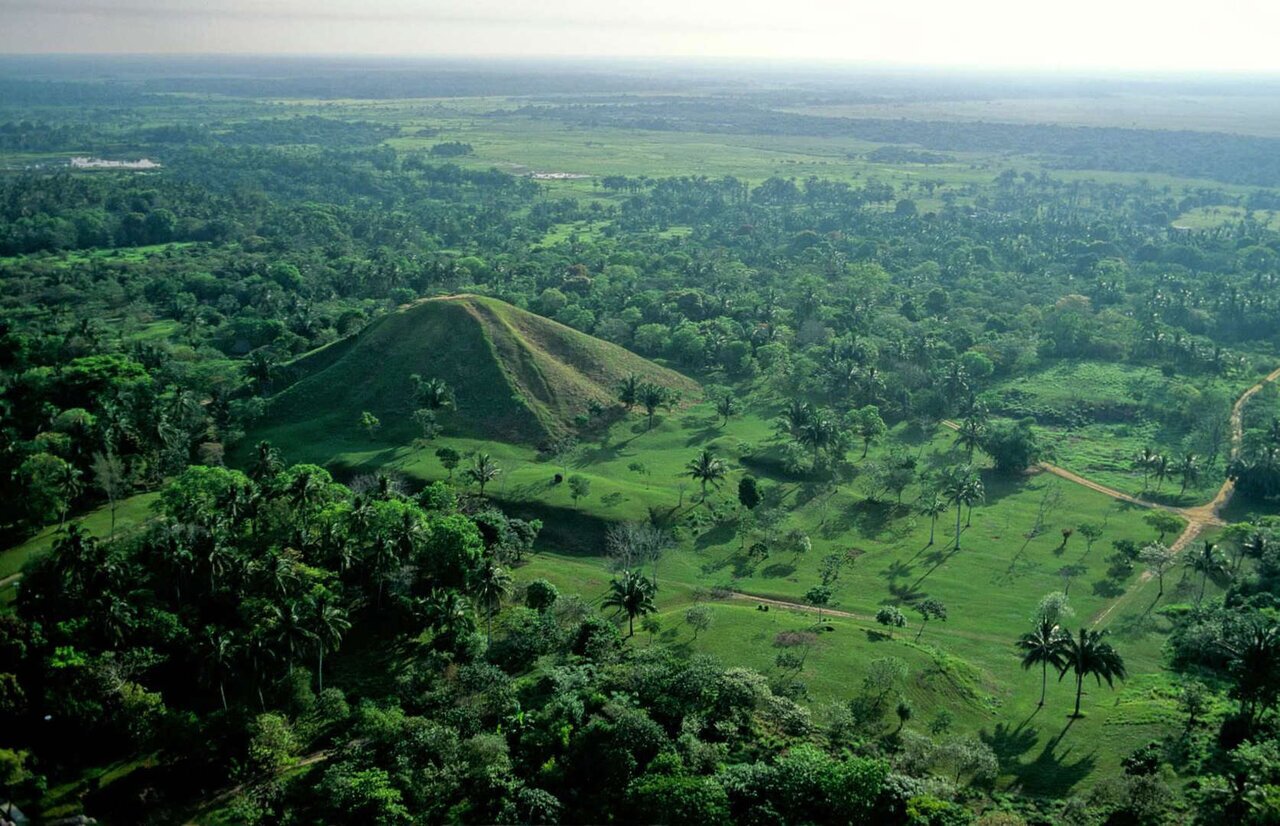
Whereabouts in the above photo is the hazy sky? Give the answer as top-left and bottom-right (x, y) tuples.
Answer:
(2, 0), (1278, 72)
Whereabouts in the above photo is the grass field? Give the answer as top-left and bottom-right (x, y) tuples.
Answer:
(249, 368), (1192, 794)
(0, 492), (159, 602)
(985, 360), (1262, 503)
(784, 93), (1280, 138)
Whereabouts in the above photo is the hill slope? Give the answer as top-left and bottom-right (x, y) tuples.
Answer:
(265, 294), (699, 446)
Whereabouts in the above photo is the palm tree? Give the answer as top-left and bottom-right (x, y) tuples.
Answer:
(246, 349), (276, 395)
(200, 627), (238, 711)
(250, 441), (284, 483)
(798, 413), (838, 470)
(917, 490), (947, 546)
(422, 587), (472, 641)
(1241, 530), (1272, 575)
(1135, 446), (1157, 491)
(715, 392), (738, 426)
(56, 463), (83, 527)
(1152, 454), (1172, 491)
(465, 453), (502, 496)
(956, 417), (985, 461)
(603, 569), (657, 637)
(1059, 627), (1127, 718)
(617, 373), (641, 410)
(243, 632), (278, 711)
(1187, 540), (1227, 606)
(776, 399), (813, 439)
(1177, 453), (1200, 495)
(267, 599), (316, 671)
(941, 465), (983, 550)
(412, 376), (455, 410)
(472, 559), (513, 645)
(1017, 617), (1069, 707)
(50, 522), (99, 597)
(638, 382), (671, 430)
(303, 593), (350, 692)
(1221, 620), (1280, 723)
(366, 535), (401, 607)
(685, 448), (727, 502)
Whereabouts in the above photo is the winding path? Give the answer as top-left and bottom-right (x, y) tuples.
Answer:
(738, 366), (1280, 630)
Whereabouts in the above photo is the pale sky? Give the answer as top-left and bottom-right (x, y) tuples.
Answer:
(1, 0), (1278, 73)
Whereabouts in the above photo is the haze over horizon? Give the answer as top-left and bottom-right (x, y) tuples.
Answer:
(2, 0), (1277, 74)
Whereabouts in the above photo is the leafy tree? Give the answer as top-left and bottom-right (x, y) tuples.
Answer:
(980, 418), (1043, 474)
(627, 774), (730, 826)
(914, 598), (948, 642)
(876, 606), (908, 636)
(411, 408), (442, 441)
(850, 405), (887, 459)
(1059, 627), (1127, 717)
(1144, 511), (1183, 543)
(435, 446), (461, 480)
(359, 411), (381, 439)
(603, 570), (657, 637)
(1178, 680), (1210, 730)
(567, 474), (591, 505)
(805, 584), (833, 624)
(90, 450), (128, 537)
(684, 604), (713, 639)
(1077, 522), (1103, 555)
(524, 578), (559, 612)
(737, 475), (761, 510)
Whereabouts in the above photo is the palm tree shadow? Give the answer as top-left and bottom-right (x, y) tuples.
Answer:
(1000, 716), (1097, 797)
(980, 719), (1039, 773)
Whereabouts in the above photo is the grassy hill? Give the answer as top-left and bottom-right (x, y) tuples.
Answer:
(264, 294), (699, 447)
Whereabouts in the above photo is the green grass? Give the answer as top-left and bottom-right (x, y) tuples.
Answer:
(0, 492), (159, 600)
(0, 242), (196, 270)
(987, 360), (1257, 503)
(255, 378), (1189, 794)
(256, 294), (699, 451)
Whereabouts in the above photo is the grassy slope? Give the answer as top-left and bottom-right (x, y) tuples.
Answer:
(258, 384), (1189, 793)
(0, 492), (159, 602)
(260, 294), (698, 448)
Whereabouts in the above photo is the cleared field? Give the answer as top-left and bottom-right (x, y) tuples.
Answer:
(784, 93), (1280, 138)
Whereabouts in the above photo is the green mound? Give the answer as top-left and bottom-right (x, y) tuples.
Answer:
(267, 294), (699, 446)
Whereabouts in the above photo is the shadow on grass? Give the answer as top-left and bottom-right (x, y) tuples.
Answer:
(694, 522), (737, 551)
(1090, 578), (1126, 599)
(993, 716), (1098, 797)
(761, 562), (797, 579)
(821, 498), (897, 540)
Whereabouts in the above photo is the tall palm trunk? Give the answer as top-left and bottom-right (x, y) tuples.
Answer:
(929, 515), (937, 546)
(1073, 670), (1084, 717)
(1039, 661), (1048, 707)
(317, 649), (324, 693)
(954, 504), (963, 550)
